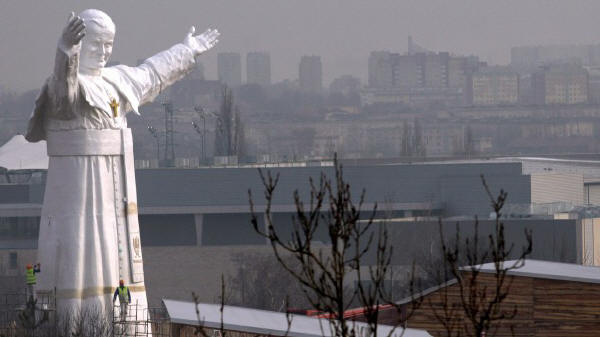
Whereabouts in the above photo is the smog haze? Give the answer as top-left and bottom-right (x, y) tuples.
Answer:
(1, 0), (599, 92)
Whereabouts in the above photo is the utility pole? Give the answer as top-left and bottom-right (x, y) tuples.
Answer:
(147, 125), (160, 167)
(162, 101), (176, 167)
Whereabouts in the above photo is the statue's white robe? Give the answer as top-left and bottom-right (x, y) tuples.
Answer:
(26, 41), (196, 314)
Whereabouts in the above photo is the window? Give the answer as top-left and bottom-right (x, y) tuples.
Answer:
(0, 217), (40, 240)
(139, 214), (197, 246)
(9, 252), (17, 269)
(202, 213), (265, 246)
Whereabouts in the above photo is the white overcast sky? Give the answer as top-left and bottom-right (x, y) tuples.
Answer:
(1, 0), (600, 92)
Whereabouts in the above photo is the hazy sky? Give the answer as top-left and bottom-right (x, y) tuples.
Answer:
(1, 0), (600, 92)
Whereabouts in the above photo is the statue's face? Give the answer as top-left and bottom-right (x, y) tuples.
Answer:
(80, 23), (115, 74)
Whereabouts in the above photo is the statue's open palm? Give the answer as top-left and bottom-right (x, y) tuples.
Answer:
(60, 12), (86, 49)
(183, 27), (220, 56)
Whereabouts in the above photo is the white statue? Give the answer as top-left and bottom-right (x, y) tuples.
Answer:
(25, 9), (219, 315)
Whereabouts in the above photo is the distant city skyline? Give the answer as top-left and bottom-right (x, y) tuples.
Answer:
(2, 0), (600, 92)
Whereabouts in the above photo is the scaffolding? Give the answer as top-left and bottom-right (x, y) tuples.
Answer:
(112, 302), (170, 337)
(0, 287), (169, 337)
(0, 289), (57, 337)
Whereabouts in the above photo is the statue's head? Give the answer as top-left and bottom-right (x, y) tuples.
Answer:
(79, 9), (115, 75)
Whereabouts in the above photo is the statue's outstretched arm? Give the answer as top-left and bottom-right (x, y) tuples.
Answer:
(50, 12), (85, 114)
(121, 27), (220, 108)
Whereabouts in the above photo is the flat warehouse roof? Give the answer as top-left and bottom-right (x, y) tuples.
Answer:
(162, 299), (432, 337)
(475, 259), (600, 284)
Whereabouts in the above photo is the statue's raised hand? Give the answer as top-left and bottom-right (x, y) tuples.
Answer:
(59, 12), (86, 50)
(183, 27), (220, 56)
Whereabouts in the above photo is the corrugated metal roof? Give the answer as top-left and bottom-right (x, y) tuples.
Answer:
(162, 299), (431, 337)
(475, 259), (600, 284)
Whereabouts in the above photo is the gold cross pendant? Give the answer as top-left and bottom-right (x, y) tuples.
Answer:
(109, 98), (119, 118)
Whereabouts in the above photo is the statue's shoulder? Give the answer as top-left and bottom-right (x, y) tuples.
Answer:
(102, 65), (142, 85)
(102, 65), (125, 81)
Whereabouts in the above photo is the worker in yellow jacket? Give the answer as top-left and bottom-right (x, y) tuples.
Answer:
(25, 263), (40, 302)
(113, 279), (131, 321)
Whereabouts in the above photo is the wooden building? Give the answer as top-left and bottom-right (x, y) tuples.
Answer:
(347, 260), (600, 336)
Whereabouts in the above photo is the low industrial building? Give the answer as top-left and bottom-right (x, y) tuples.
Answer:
(350, 260), (600, 337)
(2, 154), (600, 305)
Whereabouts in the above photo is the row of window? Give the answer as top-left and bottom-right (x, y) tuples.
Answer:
(0, 217), (39, 239)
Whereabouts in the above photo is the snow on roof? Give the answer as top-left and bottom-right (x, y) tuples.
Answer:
(475, 259), (600, 284)
(162, 299), (432, 337)
(385, 156), (600, 167)
(0, 135), (47, 170)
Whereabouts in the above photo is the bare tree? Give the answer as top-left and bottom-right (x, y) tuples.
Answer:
(400, 119), (425, 159)
(192, 274), (294, 337)
(228, 251), (310, 311)
(401, 121), (412, 158)
(464, 125), (475, 158)
(58, 306), (113, 337)
(193, 275), (228, 337)
(248, 154), (419, 337)
(430, 176), (533, 337)
(214, 86), (246, 158)
(233, 107), (246, 159)
(413, 118), (425, 158)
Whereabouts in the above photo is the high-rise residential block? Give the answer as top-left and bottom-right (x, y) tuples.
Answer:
(471, 67), (519, 106)
(218, 52), (242, 87)
(368, 51), (394, 88)
(533, 64), (589, 105)
(511, 44), (600, 71)
(299, 56), (322, 93)
(393, 54), (420, 89)
(246, 52), (271, 86)
(368, 51), (480, 91)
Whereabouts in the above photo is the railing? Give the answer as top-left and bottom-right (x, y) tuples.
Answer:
(0, 288), (56, 337)
(0, 287), (170, 337)
(112, 302), (170, 337)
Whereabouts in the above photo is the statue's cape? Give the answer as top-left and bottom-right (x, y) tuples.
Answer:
(25, 66), (142, 143)
(25, 80), (51, 143)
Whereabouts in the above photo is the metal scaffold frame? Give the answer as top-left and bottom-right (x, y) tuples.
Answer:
(0, 288), (57, 337)
(0, 287), (170, 337)
(112, 301), (171, 337)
